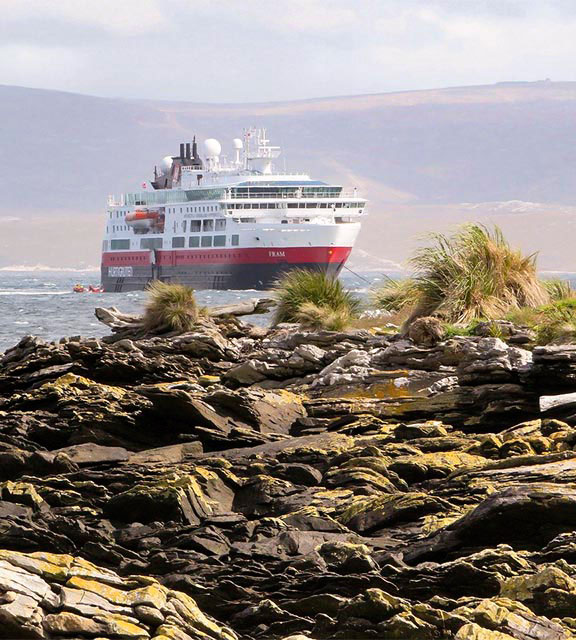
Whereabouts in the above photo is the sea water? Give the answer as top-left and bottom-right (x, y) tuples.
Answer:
(0, 270), (383, 353)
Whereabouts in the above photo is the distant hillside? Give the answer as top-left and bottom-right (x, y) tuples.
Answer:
(1, 81), (576, 270)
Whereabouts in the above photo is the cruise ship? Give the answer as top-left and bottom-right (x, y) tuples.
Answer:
(101, 129), (367, 291)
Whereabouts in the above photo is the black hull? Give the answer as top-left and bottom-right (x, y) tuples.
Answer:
(101, 261), (345, 292)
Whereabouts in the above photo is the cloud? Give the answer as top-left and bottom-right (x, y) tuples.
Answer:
(0, 44), (84, 88)
(177, 0), (358, 35)
(0, 0), (167, 36)
(0, 0), (576, 101)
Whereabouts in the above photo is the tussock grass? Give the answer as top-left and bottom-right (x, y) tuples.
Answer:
(294, 301), (353, 332)
(542, 278), (575, 302)
(505, 306), (542, 328)
(371, 277), (420, 313)
(373, 224), (549, 324)
(535, 299), (576, 344)
(143, 280), (198, 333)
(272, 269), (360, 330)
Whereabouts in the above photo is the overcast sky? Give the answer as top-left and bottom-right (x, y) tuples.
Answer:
(0, 0), (574, 103)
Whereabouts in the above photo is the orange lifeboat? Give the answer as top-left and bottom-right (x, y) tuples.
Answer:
(125, 209), (164, 231)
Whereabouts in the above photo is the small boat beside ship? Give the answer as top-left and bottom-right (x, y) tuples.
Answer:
(73, 284), (104, 293)
(101, 128), (367, 292)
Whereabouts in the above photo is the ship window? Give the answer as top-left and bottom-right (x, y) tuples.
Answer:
(201, 236), (213, 247)
(203, 219), (214, 232)
(189, 220), (201, 232)
(214, 235), (226, 247)
(172, 237), (185, 248)
(215, 219), (226, 230)
(183, 221), (187, 233)
(111, 239), (130, 250)
(140, 237), (163, 249)
(231, 234), (239, 246)
(189, 236), (200, 247)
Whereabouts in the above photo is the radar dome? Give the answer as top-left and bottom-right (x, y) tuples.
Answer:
(232, 138), (243, 150)
(160, 156), (173, 174)
(204, 138), (222, 157)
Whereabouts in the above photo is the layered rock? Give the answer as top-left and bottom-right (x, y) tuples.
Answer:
(0, 549), (236, 639)
(2, 319), (576, 638)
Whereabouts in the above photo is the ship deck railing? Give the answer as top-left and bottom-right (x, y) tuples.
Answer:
(223, 190), (361, 200)
(107, 190), (364, 207)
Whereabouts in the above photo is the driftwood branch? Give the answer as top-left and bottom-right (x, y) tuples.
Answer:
(540, 392), (576, 414)
(207, 298), (275, 317)
(95, 298), (276, 333)
(94, 307), (143, 330)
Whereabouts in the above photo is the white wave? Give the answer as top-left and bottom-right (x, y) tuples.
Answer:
(0, 290), (70, 296)
(0, 264), (99, 272)
(540, 270), (576, 276)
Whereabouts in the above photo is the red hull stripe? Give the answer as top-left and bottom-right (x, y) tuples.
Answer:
(102, 246), (351, 267)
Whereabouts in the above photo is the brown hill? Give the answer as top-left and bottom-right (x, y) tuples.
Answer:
(1, 81), (575, 270)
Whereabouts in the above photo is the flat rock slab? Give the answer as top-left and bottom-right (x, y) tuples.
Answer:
(126, 442), (203, 465)
(53, 443), (131, 466)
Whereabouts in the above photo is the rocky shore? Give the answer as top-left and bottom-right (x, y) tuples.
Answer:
(2, 310), (576, 639)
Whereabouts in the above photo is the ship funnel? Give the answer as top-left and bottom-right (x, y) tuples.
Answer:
(191, 136), (203, 169)
(179, 143), (185, 160)
(185, 143), (191, 160)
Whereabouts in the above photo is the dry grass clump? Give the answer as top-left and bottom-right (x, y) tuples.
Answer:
(272, 269), (360, 331)
(294, 301), (354, 332)
(143, 280), (198, 333)
(373, 224), (549, 324)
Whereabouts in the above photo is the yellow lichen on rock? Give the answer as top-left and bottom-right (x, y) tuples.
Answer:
(0, 481), (47, 509)
(93, 613), (149, 637)
(455, 623), (516, 640)
(0, 549), (237, 639)
(66, 576), (167, 610)
(41, 372), (128, 400)
(168, 590), (238, 639)
(0, 550), (74, 582)
(500, 566), (576, 601)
